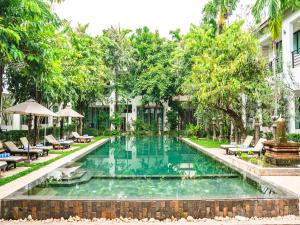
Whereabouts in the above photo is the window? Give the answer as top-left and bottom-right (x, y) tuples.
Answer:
(122, 105), (132, 113)
(293, 30), (300, 51)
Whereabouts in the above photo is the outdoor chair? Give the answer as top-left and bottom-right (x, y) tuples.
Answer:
(72, 132), (92, 143)
(0, 151), (25, 169)
(4, 141), (42, 160)
(20, 137), (52, 156)
(228, 138), (267, 156)
(0, 161), (7, 173)
(221, 136), (253, 154)
(47, 135), (73, 148)
(45, 135), (70, 149)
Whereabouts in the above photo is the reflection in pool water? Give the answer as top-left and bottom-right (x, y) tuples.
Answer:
(24, 136), (279, 199)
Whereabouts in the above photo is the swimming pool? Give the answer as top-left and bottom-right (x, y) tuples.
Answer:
(17, 136), (284, 199)
(2, 136), (298, 220)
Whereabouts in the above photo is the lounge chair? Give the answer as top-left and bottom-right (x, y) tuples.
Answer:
(48, 135), (73, 145)
(4, 141), (42, 160)
(45, 135), (71, 149)
(20, 137), (52, 156)
(0, 161), (7, 172)
(72, 132), (92, 143)
(0, 152), (25, 169)
(228, 138), (267, 156)
(221, 136), (253, 153)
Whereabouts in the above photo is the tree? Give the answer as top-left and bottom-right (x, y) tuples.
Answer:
(252, 0), (300, 117)
(99, 26), (134, 114)
(2, 0), (63, 144)
(183, 21), (270, 139)
(202, 0), (238, 34)
(130, 27), (178, 129)
(60, 23), (109, 135)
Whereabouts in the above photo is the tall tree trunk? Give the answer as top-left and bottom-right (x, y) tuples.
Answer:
(272, 41), (278, 118)
(60, 117), (64, 139)
(79, 117), (83, 135)
(0, 65), (4, 127)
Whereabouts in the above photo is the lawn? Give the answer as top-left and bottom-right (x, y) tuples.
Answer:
(0, 136), (108, 186)
(189, 137), (228, 148)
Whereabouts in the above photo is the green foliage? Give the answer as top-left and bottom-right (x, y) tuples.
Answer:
(264, 132), (273, 140)
(82, 127), (99, 137)
(190, 137), (228, 148)
(183, 21), (270, 137)
(166, 110), (178, 131)
(186, 123), (205, 138)
(249, 157), (258, 165)
(240, 153), (249, 161)
(109, 112), (123, 128)
(287, 133), (300, 143)
(252, 0), (300, 41)
(131, 27), (179, 105)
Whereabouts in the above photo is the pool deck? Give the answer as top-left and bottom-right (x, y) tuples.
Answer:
(182, 138), (300, 197)
(0, 138), (110, 200)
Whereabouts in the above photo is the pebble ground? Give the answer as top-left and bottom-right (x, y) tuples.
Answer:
(1, 215), (300, 225)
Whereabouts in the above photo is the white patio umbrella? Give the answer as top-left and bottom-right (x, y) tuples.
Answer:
(56, 106), (83, 138)
(4, 99), (58, 160)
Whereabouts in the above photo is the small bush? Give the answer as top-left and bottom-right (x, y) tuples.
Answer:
(240, 153), (249, 161)
(264, 132), (273, 140)
(82, 127), (99, 136)
(166, 110), (178, 131)
(186, 123), (206, 137)
(249, 157), (258, 164)
(287, 133), (300, 143)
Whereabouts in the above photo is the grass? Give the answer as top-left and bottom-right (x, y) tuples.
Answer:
(0, 136), (108, 186)
(189, 137), (229, 148)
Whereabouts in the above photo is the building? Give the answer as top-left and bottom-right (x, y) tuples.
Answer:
(258, 9), (300, 133)
(86, 93), (196, 132)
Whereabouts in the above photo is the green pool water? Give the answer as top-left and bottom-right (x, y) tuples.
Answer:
(22, 136), (281, 199)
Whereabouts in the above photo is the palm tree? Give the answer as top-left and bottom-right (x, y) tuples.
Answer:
(202, 0), (238, 34)
(252, 0), (300, 117)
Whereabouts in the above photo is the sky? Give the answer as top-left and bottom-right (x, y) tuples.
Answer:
(53, 0), (209, 37)
(54, 0), (256, 38)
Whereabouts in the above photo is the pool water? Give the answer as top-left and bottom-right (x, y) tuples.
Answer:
(23, 136), (281, 199)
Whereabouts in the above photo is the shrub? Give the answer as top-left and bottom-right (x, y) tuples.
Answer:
(82, 127), (99, 136)
(249, 157), (258, 164)
(185, 123), (206, 137)
(166, 111), (178, 131)
(264, 132), (273, 140)
(287, 133), (300, 143)
(240, 153), (249, 161)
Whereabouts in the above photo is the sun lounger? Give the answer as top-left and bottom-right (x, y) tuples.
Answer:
(0, 161), (7, 172)
(0, 152), (25, 169)
(20, 137), (52, 156)
(45, 135), (71, 149)
(228, 138), (267, 156)
(221, 136), (253, 153)
(72, 132), (92, 143)
(48, 135), (73, 145)
(4, 141), (42, 160)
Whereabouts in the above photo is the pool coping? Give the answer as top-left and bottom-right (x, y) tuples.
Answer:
(0, 138), (110, 200)
(181, 138), (300, 198)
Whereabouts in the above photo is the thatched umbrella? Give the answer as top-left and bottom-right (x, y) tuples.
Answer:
(4, 99), (57, 159)
(56, 106), (84, 138)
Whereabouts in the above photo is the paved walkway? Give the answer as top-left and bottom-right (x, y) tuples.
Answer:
(0, 138), (109, 199)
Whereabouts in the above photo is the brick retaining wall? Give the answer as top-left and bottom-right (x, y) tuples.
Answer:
(0, 198), (298, 220)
